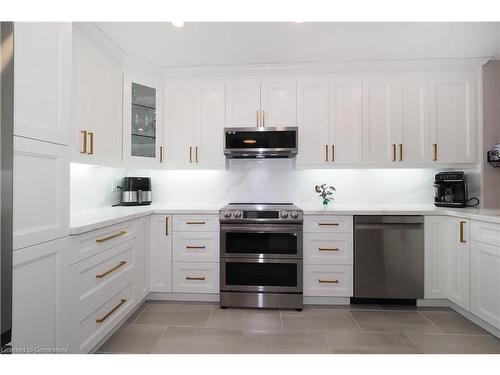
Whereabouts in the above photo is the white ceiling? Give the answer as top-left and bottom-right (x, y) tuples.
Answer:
(95, 22), (500, 68)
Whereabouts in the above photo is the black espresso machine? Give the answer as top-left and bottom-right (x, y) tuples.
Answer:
(433, 171), (469, 207)
(119, 177), (152, 206)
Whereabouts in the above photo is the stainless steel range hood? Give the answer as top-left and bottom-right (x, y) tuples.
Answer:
(224, 127), (298, 159)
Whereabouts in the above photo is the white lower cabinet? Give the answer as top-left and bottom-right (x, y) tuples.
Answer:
(172, 231), (219, 263)
(12, 237), (70, 352)
(172, 262), (219, 294)
(303, 232), (353, 265)
(149, 214), (172, 293)
(424, 216), (449, 299)
(303, 265), (353, 297)
(447, 218), (471, 311)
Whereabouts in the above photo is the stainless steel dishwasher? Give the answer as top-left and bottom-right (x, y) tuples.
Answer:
(354, 216), (424, 300)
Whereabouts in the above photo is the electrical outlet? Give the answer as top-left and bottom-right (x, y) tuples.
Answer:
(111, 181), (121, 193)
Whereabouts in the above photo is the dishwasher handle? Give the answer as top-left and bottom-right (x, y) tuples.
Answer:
(355, 223), (423, 230)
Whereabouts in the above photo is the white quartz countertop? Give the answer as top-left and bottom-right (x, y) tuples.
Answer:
(70, 204), (500, 235)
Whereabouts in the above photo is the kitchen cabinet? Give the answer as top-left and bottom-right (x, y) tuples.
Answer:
(13, 136), (69, 250)
(165, 80), (225, 168)
(150, 215), (172, 292)
(71, 27), (122, 166)
(429, 71), (477, 164)
(447, 218), (471, 311)
(14, 22), (71, 146)
(12, 237), (70, 352)
(225, 78), (297, 127)
(424, 216), (449, 299)
(123, 71), (164, 168)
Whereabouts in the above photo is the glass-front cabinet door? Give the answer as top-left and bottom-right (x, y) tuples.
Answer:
(123, 73), (164, 167)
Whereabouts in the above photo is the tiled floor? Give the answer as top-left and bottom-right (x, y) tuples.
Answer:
(97, 301), (500, 354)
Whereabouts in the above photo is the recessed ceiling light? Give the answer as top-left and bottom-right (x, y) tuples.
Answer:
(172, 21), (184, 28)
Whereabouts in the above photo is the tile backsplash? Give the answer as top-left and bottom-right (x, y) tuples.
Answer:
(70, 160), (482, 211)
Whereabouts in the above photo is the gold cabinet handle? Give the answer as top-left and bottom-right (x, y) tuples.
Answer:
(318, 223), (339, 226)
(165, 216), (169, 236)
(256, 110), (259, 126)
(95, 230), (127, 243)
(325, 145), (328, 162)
(88, 132), (94, 155)
(392, 144), (397, 161)
(318, 248), (339, 251)
(186, 221), (206, 225)
(186, 245), (206, 249)
(331, 145), (335, 162)
(460, 221), (467, 243)
(186, 276), (206, 281)
(432, 143), (438, 161)
(318, 279), (339, 284)
(399, 144), (403, 161)
(262, 110), (265, 127)
(189, 146), (192, 163)
(160, 146), (163, 163)
(195, 146), (198, 163)
(80, 130), (87, 154)
(96, 298), (127, 323)
(96, 261), (127, 279)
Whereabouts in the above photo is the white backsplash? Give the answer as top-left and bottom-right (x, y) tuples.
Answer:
(70, 160), (482, 211)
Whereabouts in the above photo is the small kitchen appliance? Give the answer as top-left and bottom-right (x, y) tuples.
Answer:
(120, 177), (152, 206)
(219, 203), (303, 310)
(433, 171), (469, 207)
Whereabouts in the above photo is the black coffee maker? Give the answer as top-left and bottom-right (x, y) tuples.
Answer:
(433, 172), (468, 207)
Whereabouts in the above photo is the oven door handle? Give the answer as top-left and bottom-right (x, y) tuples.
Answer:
(220, 225), (303, 233)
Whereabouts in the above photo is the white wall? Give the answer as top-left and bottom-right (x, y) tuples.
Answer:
(70, 161), (482, 211)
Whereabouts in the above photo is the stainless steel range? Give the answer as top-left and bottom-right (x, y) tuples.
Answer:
(219, 203), (303, 310)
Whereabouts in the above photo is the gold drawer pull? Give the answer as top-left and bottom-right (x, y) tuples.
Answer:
(186, 245), (206, 249)
(392, 144), (397, 161)
(96, 298), (127, 323)
(318, 248), (339, 252)
(459, 221), (467, 243)
(95, 230), (127, 243)
(88, 132), (94, 155)
(399, 144), (403, 161)
(318, 279), (339, 284)
(432, 143), (438, 161)
(186, 221), (206, 225)
(80, 130), (87, 154)
(318, 223), (339, 226)
(96, 261), (127, 279)
(186, 276), (206, 281)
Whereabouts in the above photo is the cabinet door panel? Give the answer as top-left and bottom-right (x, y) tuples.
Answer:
(424, 216), (449, 299)
(330, 79), (363, 164)
(448, 218), (471, 311)
(296, 79), (329, 165)
(261, 79), (297, 126)
(150, 215), (172, 292)
(362, 79), (396, 164)
(225, 79), (260, 127)
(14, 23), (71, 145)
(429, 71), (476, 164)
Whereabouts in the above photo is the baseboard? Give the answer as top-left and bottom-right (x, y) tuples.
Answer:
(303, 296), (351, 305)
(147, 292), (220, 302)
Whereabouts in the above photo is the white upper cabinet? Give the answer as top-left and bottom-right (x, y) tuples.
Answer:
(225, 79), (261, 127)
(362, 78), (397, 164)
(329, 78), (363, 164)
(123, 71), (164, 168)
(225, 77), (297, 128)
(72, 28), (122, 166)
(14, 23), (71, 145)
(429, 71), (477, 164)
(296, 79), (329, 165)
(260, 79), (297, 126)
(165, 80), (225, 168)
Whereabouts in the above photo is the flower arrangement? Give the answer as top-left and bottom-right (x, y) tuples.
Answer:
(315, 184), (336, 206)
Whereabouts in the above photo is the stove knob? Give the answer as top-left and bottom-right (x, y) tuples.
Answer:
(223, 210), (232, 218)
(233, 210), (242, 218)
(290, 211), (299, 219)
(280, 210), (289, 219)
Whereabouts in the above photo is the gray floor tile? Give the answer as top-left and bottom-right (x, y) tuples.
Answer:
(242, 330), (330, 354)
(135, 304), (212, 327)
(208, 308), (283, 331)
(125, 303), (149, 324)
(420, 311), (489, 335)
(281, 309), (361, 332)
(97, 323), (165, 354)
(151, 326), (243, 354)
(310, 304), (381, 311)
(325, 330), (421, 354)
(350, 310), (441, 333)
(406, 333), (500, 354)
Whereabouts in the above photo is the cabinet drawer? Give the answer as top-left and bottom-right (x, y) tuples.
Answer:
(471, 221), (500, 247)
(70, 240), (136, 313)
(173, 214), (219, 232)
(70, 220), (138, 264)
(303, 233), (353, 265)
(303, 265), (353, 297)
(71, 275), (136, 353)
(304, 215), (353, 233)
(173, 232), (219, 263)
(172, 262), (219, 293)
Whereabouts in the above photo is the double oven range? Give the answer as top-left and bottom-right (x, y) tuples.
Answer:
(219, 203), (303, 310)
